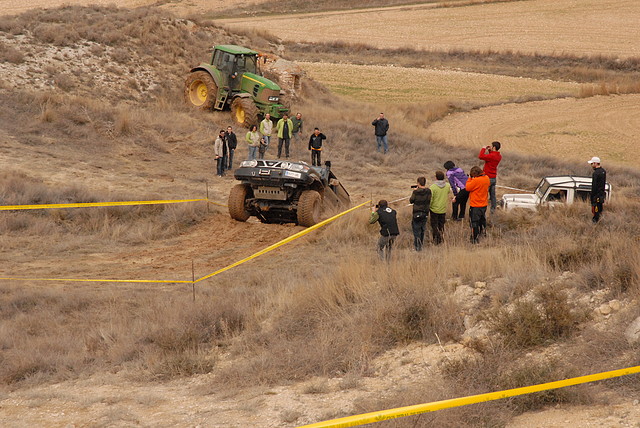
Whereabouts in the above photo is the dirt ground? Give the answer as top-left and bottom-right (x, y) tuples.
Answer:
(2, 1), (640, 427)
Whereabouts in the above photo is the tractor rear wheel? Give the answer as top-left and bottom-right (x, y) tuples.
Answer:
(297, 190), (322, 227)
(229, 184), (252, 222)
(185, 71), (218, 110)
(231, 97), (259, 128)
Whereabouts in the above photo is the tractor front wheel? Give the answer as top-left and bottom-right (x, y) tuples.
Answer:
(231, 97), (259, 128)
(185, 71), (218, 110)
(297, 190), (322, 227)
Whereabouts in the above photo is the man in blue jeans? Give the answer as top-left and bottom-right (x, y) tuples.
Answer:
(372, 112), (389, 154)
(478, 141), (502, 213)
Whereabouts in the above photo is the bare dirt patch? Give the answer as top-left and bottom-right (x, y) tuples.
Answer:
(218, 0), (640, 59)
(427, 94), (640, 167)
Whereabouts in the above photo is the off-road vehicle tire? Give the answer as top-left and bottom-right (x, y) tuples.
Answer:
(229, 183), (252, 222)
(185, 71), (218, 110)
(297, 190), (322, 227)
(231, 97), (259, 128)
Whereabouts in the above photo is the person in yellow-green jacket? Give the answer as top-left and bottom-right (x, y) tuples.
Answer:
(276, 114), (293, 158)
(429, 170), (452, 245)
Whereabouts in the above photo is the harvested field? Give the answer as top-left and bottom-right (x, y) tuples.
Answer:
(0, 0), (155, 15)
(218, 0), (640, 59)
(299, 61), (580, 105)
(427, 94), (640, 166)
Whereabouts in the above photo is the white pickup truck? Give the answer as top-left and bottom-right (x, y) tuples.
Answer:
(502, 176), (612, 211)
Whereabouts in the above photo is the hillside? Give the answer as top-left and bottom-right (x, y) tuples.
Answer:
(1, 4), (640, 428)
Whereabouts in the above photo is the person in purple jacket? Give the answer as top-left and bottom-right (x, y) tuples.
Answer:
(444, 160), (469, 221)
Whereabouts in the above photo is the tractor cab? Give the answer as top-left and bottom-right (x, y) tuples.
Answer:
(210, 46), (259, 90)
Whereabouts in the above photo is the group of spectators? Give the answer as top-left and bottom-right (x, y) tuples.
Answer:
(214, 112), (332, 170)
(370, 142), (503, 260)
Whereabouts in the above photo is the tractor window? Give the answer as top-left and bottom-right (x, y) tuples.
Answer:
(235, 55), (257, 74)
(213, 51), (234, 73)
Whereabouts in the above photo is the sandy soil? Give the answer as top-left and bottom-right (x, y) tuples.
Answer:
(217, 0), (640, 59)
(427, 94), (640, 167)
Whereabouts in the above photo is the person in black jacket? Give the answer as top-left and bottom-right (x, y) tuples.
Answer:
(371, 112), (389, 154)
(588, 156), (607, 223)
(369, 199), (399, 261)
(409, 176), (431, 251)
(225, 126), (238, 170)
(308, 128), (326, 166)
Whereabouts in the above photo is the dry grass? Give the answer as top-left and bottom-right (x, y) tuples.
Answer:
(2, 5), (640, 426)
(0, 171), (208, 243)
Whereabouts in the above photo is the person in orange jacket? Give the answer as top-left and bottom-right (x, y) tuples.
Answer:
(466, 166), (491, 243)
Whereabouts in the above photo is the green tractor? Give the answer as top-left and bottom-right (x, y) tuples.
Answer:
(184, 45), (288, 128)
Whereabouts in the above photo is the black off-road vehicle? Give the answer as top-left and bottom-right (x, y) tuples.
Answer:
(228, 160), (350, 227)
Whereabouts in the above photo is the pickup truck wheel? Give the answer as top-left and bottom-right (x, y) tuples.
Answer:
(229, 184), (252, 222)
(297, 190), (322, 227)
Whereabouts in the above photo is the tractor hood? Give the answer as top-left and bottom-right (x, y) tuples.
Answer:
(241, 72), (281, 91)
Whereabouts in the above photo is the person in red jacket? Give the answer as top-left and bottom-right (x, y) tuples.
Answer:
(466, 166), (491, 244)
(478, 141), (502, 213)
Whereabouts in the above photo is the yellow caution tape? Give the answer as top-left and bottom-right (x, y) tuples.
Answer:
(0, 276), (193, 284)
(195, 200), (371, 283)
(297, 365), (640, 428)
(0, 201), (370, 285)
(207, 200), (229, 208)
(0, 199), (208, 211)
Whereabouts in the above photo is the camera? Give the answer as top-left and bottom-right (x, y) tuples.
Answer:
(375, 204), (379, 209)
(411, 185), (418, 189)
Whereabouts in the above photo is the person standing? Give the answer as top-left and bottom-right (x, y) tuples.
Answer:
(478, 141), (502, 213)
(291, 112), (304, 147)
(444, 160), (468, 221)
(429, 170), (451, 245)
(409, 176), (431, 252)
(588, 156), (607, 223)
(369, 199), (399, 261)
(259, 113), (273, 155)
(214, 130), (226, 177)
(466, 166), (491, 244)
(308, 128), (326, 166)
(371, 112), (389, 154)
(276, 114), (293, 158)
(225, 126), (237, 170)
(245, 124), (262, 161)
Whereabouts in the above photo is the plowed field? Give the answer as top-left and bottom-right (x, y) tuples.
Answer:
(427, 94), (640, 166)
(299, 61), (580, 104)
(218, 0), (640, 59)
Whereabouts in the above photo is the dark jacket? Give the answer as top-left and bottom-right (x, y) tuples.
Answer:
(225, 131), (237, 150)
(591, 167), (607, 202)
(409, 187), (431, 215)
(376, 206), (399, 237)
(372, 118), (389, 136)
(308, 133), (326, 150)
